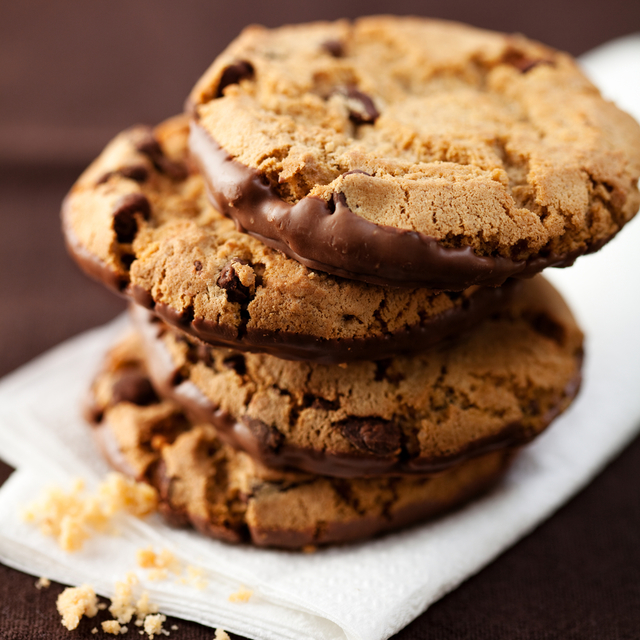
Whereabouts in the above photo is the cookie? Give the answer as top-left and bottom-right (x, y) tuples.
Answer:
(88, 333), (513, 548)
(62, 115), (517, 363)
(133, 276), (583, 478)
(188, 17), (640, 289)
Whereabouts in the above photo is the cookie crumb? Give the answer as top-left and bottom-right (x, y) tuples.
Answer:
(214, 628), (231, 640)
(92, 627), (98, 634)
(35, 576), (51, 589)
(302, 545), (317, 554)
(143, 613), (166, 638)
(136, 590), (159, 621)
(102, 619), (122, 634)
(171, 625), (179, 631)
(177, 565), (208, 590)
(228, 586), (252, 603)
(56, 584), (98, 630)
(137, 547), (181, 580)
(109, 573), (138, 624)
(23, 473), (157, 551)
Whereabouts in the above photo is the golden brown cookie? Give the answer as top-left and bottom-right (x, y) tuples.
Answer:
(62, 115), (517, 363)
(189, 17), (640, 289)
(133, 276), (583, 478)
(88, 333), (513, 548)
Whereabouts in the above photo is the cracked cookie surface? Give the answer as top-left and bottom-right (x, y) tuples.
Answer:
(133, 276), (583, 478)
(62, 115), (515, 363)
(189, 16), (640, 288)
(88, 333), (513, 548)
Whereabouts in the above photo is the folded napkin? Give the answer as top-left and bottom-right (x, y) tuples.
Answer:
(0, 37), (639, 640)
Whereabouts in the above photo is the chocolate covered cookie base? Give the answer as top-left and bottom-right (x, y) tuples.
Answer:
(88, 333), (514, 549)
(190, 121), (611, 290)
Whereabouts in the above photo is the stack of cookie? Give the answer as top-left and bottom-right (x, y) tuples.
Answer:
(62, 17), (640, 548)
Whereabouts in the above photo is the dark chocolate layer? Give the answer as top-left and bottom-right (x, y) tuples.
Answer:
(134, 304), (582, 478)
(189, 120), (613, 290)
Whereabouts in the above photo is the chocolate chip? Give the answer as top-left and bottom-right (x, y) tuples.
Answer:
(134, 129), (188, 180)
(339, 86), (379, 125)
(245, 417), (283, 453)
(112, 193), (151, 243)
(503, 49), (553, 73)
(97, 165), (149, 185)
(112, 370), (158, 406)
(86, 405), (104, 425)
(197, 344), (215, 367)
(529, 312), (565, 345)
(222, 354), (246, 375)
(183, 340), (199, 364)
(170, 369), (186, 386)
(328, 191), (347, 214)
(217, 259), (251, 304)
(120, 253), (135, 269)
(338, 417), (402, 456)
(332, 479), (357, 510)
(194, 260), (203, 272)
(135, 131), (164, 162)
(321, 39), (344, 57)
(215, 60), (254, 98)
(120, 165), (149, 182)
(374, 359), (392, 382)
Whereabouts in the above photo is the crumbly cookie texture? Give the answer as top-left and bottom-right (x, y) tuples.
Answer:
(22, 473), (157, 551)
(56, 575), (165, 637)
(61, 115), (516, 362)
(190, 16), (640, 261)
(57, 584), (98, 630)
(134, 276), (583, 477)
(88, 334), (513, 548)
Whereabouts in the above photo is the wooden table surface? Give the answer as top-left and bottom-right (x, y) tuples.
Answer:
(1, 1), (639, 638)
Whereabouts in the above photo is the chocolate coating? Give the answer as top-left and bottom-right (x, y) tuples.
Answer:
(111, 369), (158, 406)
(189, 120), (617, 290)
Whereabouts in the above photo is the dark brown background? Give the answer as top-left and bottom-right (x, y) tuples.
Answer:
(1, 1), (639, 638)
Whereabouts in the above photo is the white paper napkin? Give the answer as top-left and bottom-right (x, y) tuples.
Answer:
(0, 36), (639, 640)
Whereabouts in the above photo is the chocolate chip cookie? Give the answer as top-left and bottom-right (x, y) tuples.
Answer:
(62, 115), (516, 363)
(133, 276), (583, 477)
(189, 17), (640, 289)
(88, 333), (513, 548)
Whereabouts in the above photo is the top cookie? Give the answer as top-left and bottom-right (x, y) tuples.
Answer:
(189, 16), (640, 289)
